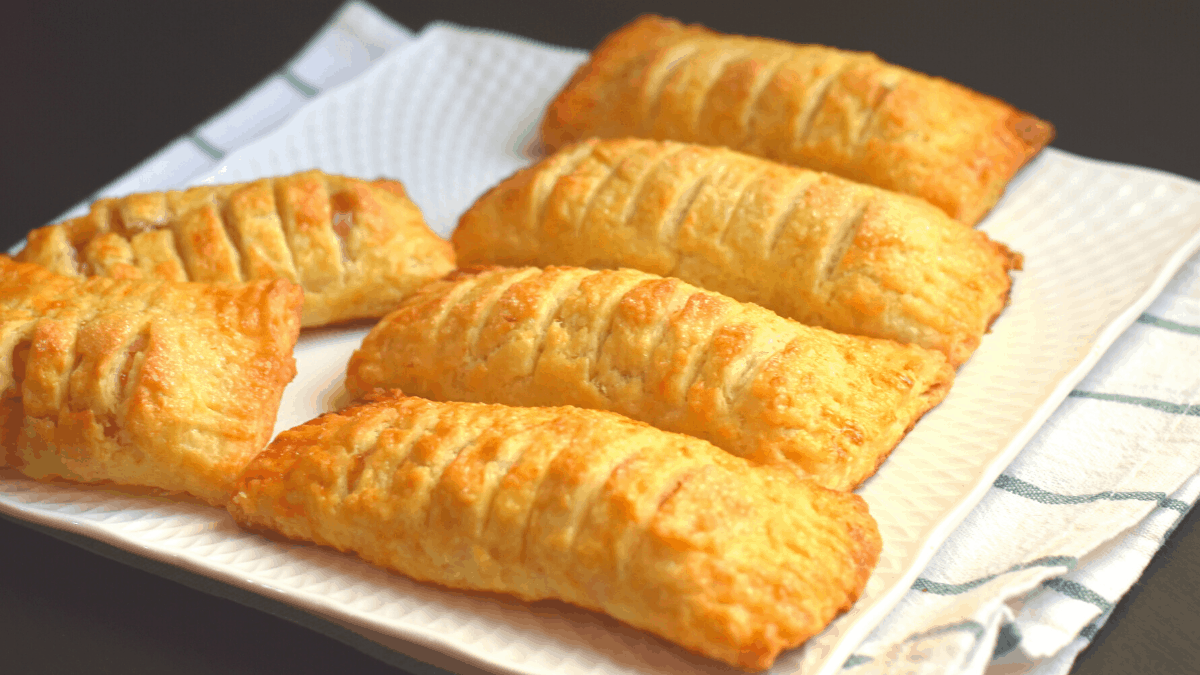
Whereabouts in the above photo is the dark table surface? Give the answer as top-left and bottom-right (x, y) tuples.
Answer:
(3, 1), (1199, 673)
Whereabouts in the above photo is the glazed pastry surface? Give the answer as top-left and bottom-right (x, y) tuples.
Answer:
(541, 15), (1054, 225)
(15, 170), (455, 327)
(228, 392), (883, 670)
(346, 266), (954, 491)
(0, 256), (302, 505)
(453, 138), (1021, 366)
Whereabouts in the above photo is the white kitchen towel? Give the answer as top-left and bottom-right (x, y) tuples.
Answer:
(14, 3), (1200, 675)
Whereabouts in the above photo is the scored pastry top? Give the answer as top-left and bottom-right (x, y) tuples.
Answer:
(230, 391), (882, 670)
(0, 256), (302, 505)
(454, 137), (1021, 366)
(541, 14), (1053, 225)
(15, 170), (455, 327)
(347, 265), (954, 491)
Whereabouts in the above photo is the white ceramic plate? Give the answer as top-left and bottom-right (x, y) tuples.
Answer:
(4, 23), (1200, 675)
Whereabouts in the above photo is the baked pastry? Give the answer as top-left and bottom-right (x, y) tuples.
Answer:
(346, 266), (953, 491)
(15, 170), (455, 328)
(453, 138), (1020, 366)
(541, 15), (1054, 225)
(228, 391), (882, 670)
(0, 256), (302, 506)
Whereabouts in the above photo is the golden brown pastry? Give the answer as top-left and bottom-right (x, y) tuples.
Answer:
(453, 138), (1020, 366)
(15, 170), (455, 328)
(346, 266), (953, 491)
(228, 391), (882, 670)
(541, 15), (1054, 225)
(0, 256), (302, 506)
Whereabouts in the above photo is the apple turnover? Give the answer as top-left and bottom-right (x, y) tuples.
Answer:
(0, 256), (302, 506)
(541, 14), (1053, 225)
(15, 170), (455, 327)
(453, 138), (1020, 366)
(228, 391), (882, 670)
(346, 266), (953, 491)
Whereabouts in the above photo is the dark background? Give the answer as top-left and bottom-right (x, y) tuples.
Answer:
(2, 1), (1199, 673)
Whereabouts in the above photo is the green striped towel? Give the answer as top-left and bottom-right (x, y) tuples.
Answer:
(845, 258), (1200, 674)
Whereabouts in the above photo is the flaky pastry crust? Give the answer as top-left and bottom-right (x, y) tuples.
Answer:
(346, 266), (954, 491)
(541, 15), (1054, 225)
(0, 256), (301, 505)
(15, 170), (455, 327)
(453, 138), (1020, 366)
(228, 392), (882, 670)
